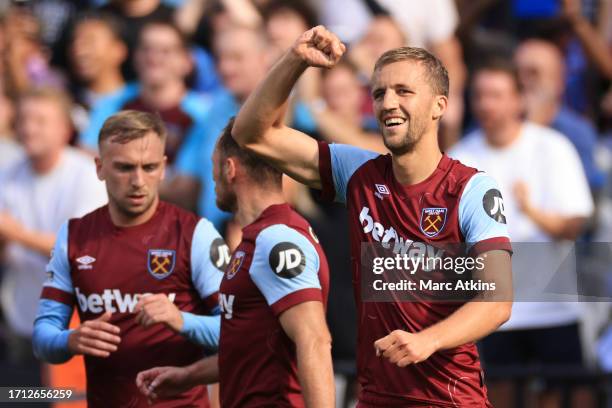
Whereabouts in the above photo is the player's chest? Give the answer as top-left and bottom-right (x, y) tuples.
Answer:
(68, 232), (192, 298)
(348, 181), (463, 246)
(219, 242), (265, 320)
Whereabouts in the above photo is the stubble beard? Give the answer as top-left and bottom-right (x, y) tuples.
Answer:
(383, 119), (427, 156)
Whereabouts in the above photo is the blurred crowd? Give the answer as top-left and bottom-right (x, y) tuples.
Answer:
(0, 0), (611, 407)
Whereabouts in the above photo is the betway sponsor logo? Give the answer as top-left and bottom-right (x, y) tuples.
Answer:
(75, 287), (176, 314)
(359, 206), (445, 258)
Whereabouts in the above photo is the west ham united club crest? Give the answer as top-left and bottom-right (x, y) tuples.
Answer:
(420, 208), (447, 238)
(226, 251), (245, 280)
(147, 249), (176, 280)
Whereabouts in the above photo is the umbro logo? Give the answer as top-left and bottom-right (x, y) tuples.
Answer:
(374, 184), (390, 200)
(76, 255), (96, 270)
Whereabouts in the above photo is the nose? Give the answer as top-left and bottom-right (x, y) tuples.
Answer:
(381, 89), (399, 110)
(130, 168), (145, 189)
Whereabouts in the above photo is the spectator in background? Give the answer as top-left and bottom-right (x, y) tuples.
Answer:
(562, 0), (612, 80)
(81, 21), (208, 212)
(302, 60), (385, 153)
(347, 14), (406, 80)
(100, 0), (176, 81)
(175, 25), (314, 232)
(0, 88), (107, 372)
(68, 12), (131, 110)
(2, 7), (64, 95)
(514, 38), (606, 197)
(450, 61), (594, 408)
(262, 0), (318, 59)
(0, 93), (21, 172)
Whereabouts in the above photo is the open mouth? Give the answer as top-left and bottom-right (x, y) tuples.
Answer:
(128, 194), (146, 202)
(383, 117), (406, 128)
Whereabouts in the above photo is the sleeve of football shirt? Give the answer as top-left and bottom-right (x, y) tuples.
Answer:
(249, 224), (322, 315)
(317, 141), (379, 203)
(33, 221), (75, 363)
(180, 218), (229, 348)
(459, 172), (512, 254)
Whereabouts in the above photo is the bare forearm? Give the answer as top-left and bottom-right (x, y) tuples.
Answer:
(15, 230), (55, 257)
(419, 301), (511, 351)
(524, 207), (587, 240)
(312, 109), (387, 154)
(296, 338), (334, 408)
(571, 17), (612, 79)
(233, 51), (308, 146)
(185, 355), (219, 385)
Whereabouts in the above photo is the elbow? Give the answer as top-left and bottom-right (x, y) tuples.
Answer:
(230, 115), (263, 149)
(494, 302), (512, 328)
(230, 125), (249, 148)
(297, 331), (332, 355)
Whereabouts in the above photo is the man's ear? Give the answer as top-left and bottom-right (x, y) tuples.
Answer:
(94, 156), (104, 181)
(432, 95), (448, 120)
(160, 156), (167, 181)
(224, 157), (237, 182)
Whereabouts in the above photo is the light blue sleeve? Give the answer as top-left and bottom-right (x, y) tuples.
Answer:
(329, 144), (379, 203)
(179, 313), (220, 350)
(179, 218), (228, 348)
(249, 225), (321, 307)
(188, 218), (228, 303)
(459, 173), (511, 245)
(32, 300), (73, 363)
(42, 221), (74, 295)
(32, 222), (74, 363)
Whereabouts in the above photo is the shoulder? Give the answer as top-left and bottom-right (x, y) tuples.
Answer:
(450, 130), (485, 155)
(68, 205), (108, 235)
(524, 122), (579, 157)
(252, 223), (320, 278)
(63, 147), (96, 168)
(0, 156), (29, 182)
(181, 91), (212, 119)
(159, 201), (200, 226)
(554, 107), (594, 132)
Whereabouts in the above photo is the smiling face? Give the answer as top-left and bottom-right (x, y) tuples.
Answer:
(371, 60), (444, 155)
(70, 19), (126, 83)
(17, 95), (71, 161)
(214, 28), (269, 101)
(134, 23), (191, 87)
(471, 69), (522, 138)
(96, 131), (166, 225)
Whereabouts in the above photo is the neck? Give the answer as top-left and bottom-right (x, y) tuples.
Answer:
(119, 0), (159, 17)
(141, 81), (186, 110)
(235, 183), (285, 227)
(526, 103), (560, 126)
(109, 195), (160, 227)
(30, 149), (63, 174)
(88, 71), (124, 95)
(391, 131), (443, 186)
(485, 120), (522, 148)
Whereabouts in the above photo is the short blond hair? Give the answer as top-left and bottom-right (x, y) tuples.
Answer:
(374, 47), (449, 97)
(99, 110), (167, 146)
(18, 87), (73, 124)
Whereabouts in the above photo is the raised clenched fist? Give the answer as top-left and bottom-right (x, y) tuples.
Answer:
(292, 25), (346, 69)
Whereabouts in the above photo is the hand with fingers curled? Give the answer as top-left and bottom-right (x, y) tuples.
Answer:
(292, 25), (347, 69)
(136, 366), (194, 403)
(67, 311), (121, 358)
(374, 330), (438, 368)
(134, 293), (184, 333)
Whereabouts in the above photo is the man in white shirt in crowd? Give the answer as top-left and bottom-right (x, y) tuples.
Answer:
(0, 88), (107, 367)
(450, 60), (594, 408)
